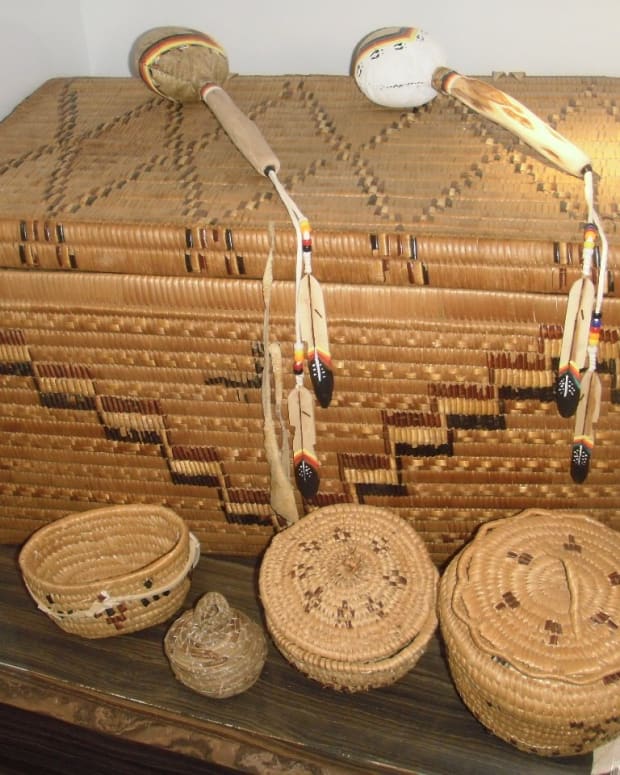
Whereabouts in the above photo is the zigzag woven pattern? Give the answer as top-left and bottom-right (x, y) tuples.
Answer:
(0, 75), (618, 561)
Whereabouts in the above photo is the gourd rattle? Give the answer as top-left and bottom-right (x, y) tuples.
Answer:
(353, 26), (609, 482)
(131, 27), (333, 499)
(353, 26), (591, 177)
(132, 27), (278, 177)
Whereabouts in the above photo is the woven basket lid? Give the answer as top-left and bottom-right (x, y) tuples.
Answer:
(259, 504), (437, 663)
(451, 508), (620, 684)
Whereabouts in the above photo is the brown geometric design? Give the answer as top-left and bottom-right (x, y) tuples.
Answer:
(338, 451), (405, 503)
(0, 328), (31, 376)
(428, 382), (505, 431)
(383, 409), (452, 457)
(506, 550), (533, 565)
(95, 601), (129, 631)
(34, 362), (97, 411)
(1, 329), (272, 529)
(495, 591), (520, 611)
(0, 75), (619, 558)
(590, 611), (618, 631)
(563, 534), (583, 553)
(339, 392), (506, 502)
(0, 75), (618, 288)
(222, 488), (272, 526)
(544, 619), (563, 646)
(96, 394), (167, 444)
(164, 443), (223, 487)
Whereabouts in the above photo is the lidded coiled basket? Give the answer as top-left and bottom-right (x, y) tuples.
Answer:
(259, 503), (438, 692)
(438, 508), (620, 757)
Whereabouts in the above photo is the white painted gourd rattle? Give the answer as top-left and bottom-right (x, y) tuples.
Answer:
(352, 26), (590, 176)
(353, 27), (609, 483)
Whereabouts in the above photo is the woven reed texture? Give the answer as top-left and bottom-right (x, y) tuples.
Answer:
(18, 504), (199, 638)
(1, 269), (618, 561)
(0, 75), (619, 561)
(0, 75), (618, 282)
(438, 508), (620, 757)
(164, 591), (267, 698)
(259, 504), (438, 691)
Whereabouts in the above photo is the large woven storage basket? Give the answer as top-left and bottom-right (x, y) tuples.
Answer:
(259, 504), (438, 691)
(438, 508), (620, 757)
(0, 75), (619, 563)
(19, 504), (200, 638)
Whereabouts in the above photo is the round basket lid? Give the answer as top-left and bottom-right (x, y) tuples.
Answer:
(259, 504), (437, 663)
(451, 509), (620, 684)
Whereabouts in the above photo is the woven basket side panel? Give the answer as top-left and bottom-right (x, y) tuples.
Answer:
(20, 506), (188, 596)
(48, 579), (191, 639)
(1, 271), (619, 561)
(258, 504), (439, 691)
(18, 505), (195, 639)
(164, 599), (267, 698)
(265, 609), (438, 693)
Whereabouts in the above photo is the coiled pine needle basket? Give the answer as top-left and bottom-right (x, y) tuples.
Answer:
(19, 504), (200, 638)
(165, 591), (267, 698)
(438, 508), (620, 757)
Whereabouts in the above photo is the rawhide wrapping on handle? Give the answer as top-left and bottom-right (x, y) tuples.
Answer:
(201, 84), (280, 176)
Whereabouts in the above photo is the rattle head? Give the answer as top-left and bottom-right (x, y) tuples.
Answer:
(352, 27), (445, 109)
(131, 26), (230, 103)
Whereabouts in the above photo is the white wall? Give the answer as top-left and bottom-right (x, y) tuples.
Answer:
(2, 0), (620, 120)
(0, 0), (89, 120)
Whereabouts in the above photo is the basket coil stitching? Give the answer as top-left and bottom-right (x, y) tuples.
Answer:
(450, 509), (619, 683)
(439, 508), (620, 755)
(164, 590), (268, 698)
(259, 503), (438, 690)
(23, 532), (200, 621)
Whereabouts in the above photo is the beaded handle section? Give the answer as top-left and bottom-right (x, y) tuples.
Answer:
(133, 26), (335, 500)
(133, 26), (280, 176)
(352, 26), (605, 481)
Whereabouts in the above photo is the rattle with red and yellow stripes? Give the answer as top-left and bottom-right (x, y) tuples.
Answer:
(132, 27), (334, 500)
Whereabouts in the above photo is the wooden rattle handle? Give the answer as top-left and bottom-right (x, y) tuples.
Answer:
(201, 84), (280, 176)
(432, 67), (591, 178)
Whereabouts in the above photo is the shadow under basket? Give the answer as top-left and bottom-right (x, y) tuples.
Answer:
(18, 504), (200, 638)
(438, 508), (620, 757)
(259, 503), (438, 692)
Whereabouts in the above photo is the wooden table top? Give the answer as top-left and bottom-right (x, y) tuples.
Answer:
(0, 544), (593, 775)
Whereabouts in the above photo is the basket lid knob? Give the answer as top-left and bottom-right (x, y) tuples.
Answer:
(193, 590), (231, 633)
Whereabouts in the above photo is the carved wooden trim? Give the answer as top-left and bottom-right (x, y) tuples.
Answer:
(0, 670), (355, 774)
